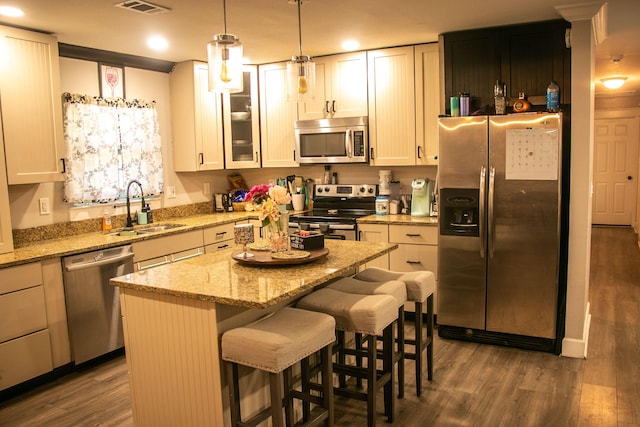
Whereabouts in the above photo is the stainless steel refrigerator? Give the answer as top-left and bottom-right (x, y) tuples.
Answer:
(437, 113), (567, 354)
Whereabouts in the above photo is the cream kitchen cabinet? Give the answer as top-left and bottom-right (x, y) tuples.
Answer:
(132, 230), (204, 271)
(357, 223), (390, 270)
(0, 25), (65, 184)
(0, 116), (14, 255)
(367, 46), (417, 166)
(0, 263), (54, 391)
(298, 52), (368, 120)
(414, 43), (441, 166)
(203, 222), (236, 253)
(258, 62), (299, 168)
(223, 65), (261, 169)
(170, 61), (224, 172)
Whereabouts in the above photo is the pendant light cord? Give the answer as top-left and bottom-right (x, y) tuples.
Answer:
(297, 0), (303, 57)
(222, 0), (228, 34)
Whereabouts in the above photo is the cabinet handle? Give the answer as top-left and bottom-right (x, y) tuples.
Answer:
(199, 153), (204, 165)
(370, 147), (374, 160)
(325, 101), (330, 114)
(60, 158), (66, 173)
(406, 260), (422, 265)
(331, 100), (336, 113)
(215, 231), (227, 238)
(405, 233), (422, 237)
(218, 244), (229, 250)
(255, 151), (259, 163)
(293, 150), (296, 161)
(417, 146), (422, 159)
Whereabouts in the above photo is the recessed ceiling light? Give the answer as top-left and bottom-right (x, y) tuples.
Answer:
(600, 77), (627, 89)
(342, 40), (360, 51)
(0, 6), (24, 17)
(147, 36), (168, 51)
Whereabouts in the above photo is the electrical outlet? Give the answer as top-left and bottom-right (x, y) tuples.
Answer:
(203, 182), (210, 195)
(39, 197), (50, 215)
(166, 186), (176, 199)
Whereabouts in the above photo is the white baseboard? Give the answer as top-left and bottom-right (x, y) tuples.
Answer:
(561, 302), (591, 358)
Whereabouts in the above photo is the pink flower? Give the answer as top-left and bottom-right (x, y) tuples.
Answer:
(244, 184), (290, 227)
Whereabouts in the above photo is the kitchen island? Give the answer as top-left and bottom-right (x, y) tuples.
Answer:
(111, 239), (397, 427)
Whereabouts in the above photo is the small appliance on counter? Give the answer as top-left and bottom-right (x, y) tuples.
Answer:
(410, 178), (433, 217)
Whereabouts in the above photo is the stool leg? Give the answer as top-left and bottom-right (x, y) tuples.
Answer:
(320, 346), (334, 427)
(226, 362), (241, 426)
(283, 367), (294, 427)
(426, 294), (434, 381)
(355, 333), (363, 388)
(301, 357), (311, 422)
(414, 301), (424, 397)
(366, 334), (377, 427)
(383, 322), (395, 423)
(397, 307), (405, 399)
(270, 372), (285, 427)
(337, 331), (347, 388)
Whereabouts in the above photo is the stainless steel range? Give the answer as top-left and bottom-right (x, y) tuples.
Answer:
(289, 184), (377, 241)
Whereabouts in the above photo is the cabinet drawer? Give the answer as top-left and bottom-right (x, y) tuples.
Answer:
(203, 223), (235, 246)
(0, 263), (42, 295)
(0, 286), (47, 342)
(132, 230), (203, 262)
(389, 224), (437, 245)
(389, 244), (437, 277)
(204, 242), (233, 253)
(0, 329), (53, 390)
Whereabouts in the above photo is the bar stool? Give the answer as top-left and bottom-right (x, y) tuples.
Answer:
(355, 267), (436, 396)
(221, 307), (336, 427)
(325, 276), (408, 397)
(296, 287), (398, 427)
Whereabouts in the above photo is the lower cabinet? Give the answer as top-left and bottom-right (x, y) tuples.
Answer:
(132, 230), (204, 271)
(358, 222), (439, 314)
(203, 222), (235, 253)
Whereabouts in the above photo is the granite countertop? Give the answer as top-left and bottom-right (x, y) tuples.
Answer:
(111, 240), (398, 308)
(358, 214), (438, 225)
(0, 211), (255, 269)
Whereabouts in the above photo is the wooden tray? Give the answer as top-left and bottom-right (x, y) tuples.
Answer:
(232, 247), (329, 266)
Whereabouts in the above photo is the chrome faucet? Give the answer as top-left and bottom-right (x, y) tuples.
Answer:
(125, 180), (145, 228)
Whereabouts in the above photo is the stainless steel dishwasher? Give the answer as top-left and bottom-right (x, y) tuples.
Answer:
(62, 245), (134, 364)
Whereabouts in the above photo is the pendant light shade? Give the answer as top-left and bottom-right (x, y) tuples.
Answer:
(207, 0), (243, 93)
(287, 0), (315, 101)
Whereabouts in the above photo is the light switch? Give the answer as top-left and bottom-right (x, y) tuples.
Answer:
(39, 198), (50, 215)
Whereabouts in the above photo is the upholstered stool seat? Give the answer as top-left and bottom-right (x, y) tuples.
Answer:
(355, 267), (436, 396)
(222, 307), (336, 427)
(297, 287), (398, 427)
(326, 276), (407, 397)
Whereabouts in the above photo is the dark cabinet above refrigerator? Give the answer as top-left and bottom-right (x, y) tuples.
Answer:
(442, 19), (571, 114)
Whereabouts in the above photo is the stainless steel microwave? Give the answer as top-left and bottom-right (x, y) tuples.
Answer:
(295, 116), (368, 164)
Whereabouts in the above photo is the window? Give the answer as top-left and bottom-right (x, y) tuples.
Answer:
(62, 93), (164, 204)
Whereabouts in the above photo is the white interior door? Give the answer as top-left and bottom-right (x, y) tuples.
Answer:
(592, 117), (639, 225)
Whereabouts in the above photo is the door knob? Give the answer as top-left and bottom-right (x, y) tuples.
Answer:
(628, 176), (633, 180)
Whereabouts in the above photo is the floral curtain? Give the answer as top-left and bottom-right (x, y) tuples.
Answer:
(62, 93), (164, 203)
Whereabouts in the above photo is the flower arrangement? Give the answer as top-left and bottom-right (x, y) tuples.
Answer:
(244, 184), (291, 227)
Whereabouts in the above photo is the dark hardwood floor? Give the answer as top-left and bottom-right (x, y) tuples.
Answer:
(0, 226), (638, 426)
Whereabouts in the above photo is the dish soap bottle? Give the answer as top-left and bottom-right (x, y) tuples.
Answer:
(102, 209), (112, 232)
(144, 203), (153, 223)
(513, 92), (531, 113)
(546, 81), (560, 112)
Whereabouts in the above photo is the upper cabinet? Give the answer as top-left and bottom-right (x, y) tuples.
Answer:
(223, 66), (261, 169)
(442, 20), (571, 113)
(258, 62), (298, 168)
(298, 52), (368, 120)
(367, 46), (417, 166)
(415, 44), (441, 166)
(0, 26), (65, 184)
(170, 61), (224, 172)
(0, 115), (14, 254)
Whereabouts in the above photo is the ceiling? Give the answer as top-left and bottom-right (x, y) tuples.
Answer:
(2, 0), (639, 96)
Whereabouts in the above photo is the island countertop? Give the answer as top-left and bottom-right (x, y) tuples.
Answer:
(110, 240), (398, 308)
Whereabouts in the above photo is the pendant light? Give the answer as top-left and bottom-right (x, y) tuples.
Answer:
(207, 0), (243, 93)
(287, 0), (315, 101)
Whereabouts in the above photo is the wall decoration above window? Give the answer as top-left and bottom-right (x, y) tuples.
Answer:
(99, 63), (125, 98)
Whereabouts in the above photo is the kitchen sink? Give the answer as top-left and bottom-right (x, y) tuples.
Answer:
(106, 223), (186, 236)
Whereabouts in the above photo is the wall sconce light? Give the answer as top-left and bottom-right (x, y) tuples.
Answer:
(601, 77), (627, 89)
(207, 0), (243, 93)
(287, 0), (315, 101)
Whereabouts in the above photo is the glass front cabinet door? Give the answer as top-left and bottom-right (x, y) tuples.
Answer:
(223, 66), (261, 169)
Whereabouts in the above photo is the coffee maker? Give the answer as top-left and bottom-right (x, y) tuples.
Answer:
(410, 178), (433, 217)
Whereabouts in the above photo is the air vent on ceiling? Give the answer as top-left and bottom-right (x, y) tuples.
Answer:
(115, 1), (171, 15)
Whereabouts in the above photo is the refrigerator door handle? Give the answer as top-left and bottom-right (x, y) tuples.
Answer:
(488, 165), (496, 258)
(479, 166), (486, 258)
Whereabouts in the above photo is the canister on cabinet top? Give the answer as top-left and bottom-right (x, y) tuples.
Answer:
(375, 196), (389, 215)
(459, 93), (470, 116)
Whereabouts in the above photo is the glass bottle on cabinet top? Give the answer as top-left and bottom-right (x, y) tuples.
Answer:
(223, 65), (261, 169)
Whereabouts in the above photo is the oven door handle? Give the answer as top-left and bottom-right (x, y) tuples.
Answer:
(345, 129), (353, 158)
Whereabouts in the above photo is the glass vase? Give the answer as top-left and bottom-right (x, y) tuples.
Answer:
(265, 211), (289, 253)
